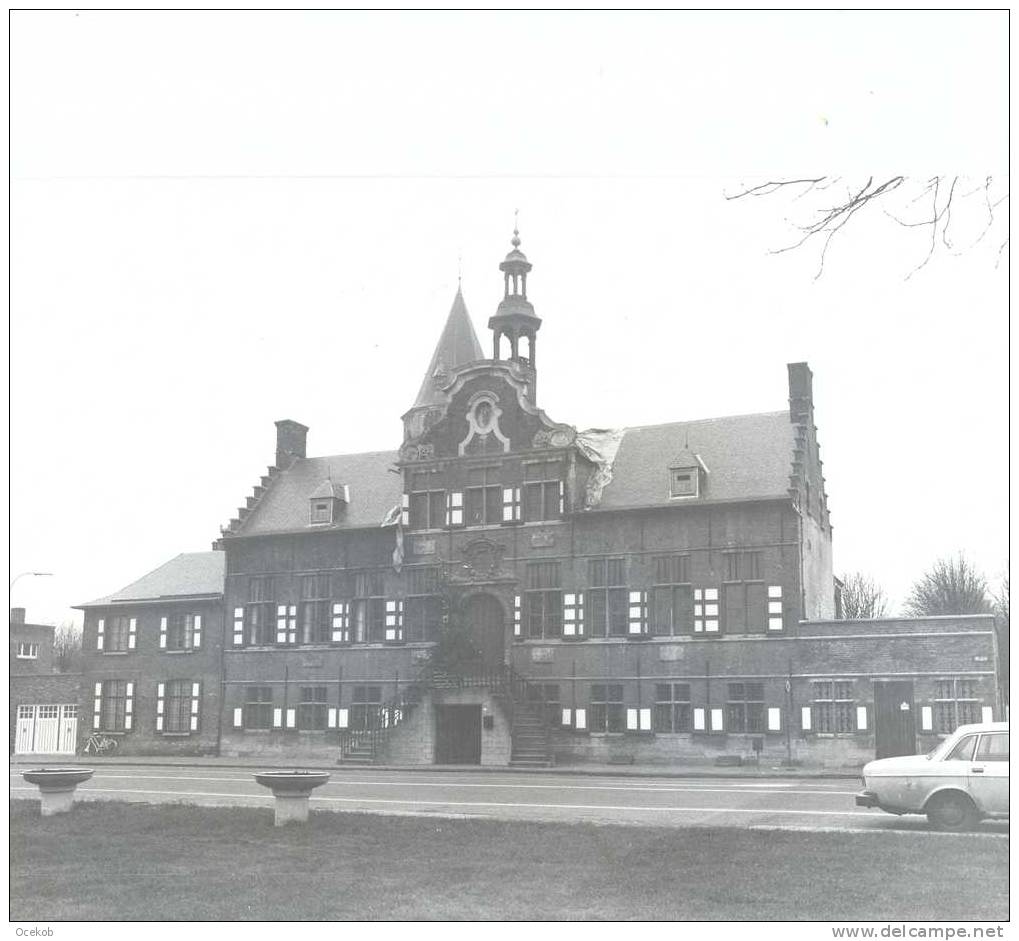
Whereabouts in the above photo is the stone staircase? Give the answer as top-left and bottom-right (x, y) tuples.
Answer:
(508, 700), (554, 768)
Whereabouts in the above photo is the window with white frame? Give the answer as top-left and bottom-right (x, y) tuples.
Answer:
(15, 642), (39, 659)
(693, 588), (720, 633)
(384, 600), (405, 642)
(331, 602), (351, 644)
(811, 680), (855, 733)
(445, 490), (464, 528)
(654, 682), (691, 732)
(627, 590), (649, 636)
(502, 486), (522, 523)
(934, 678), (981, 733)
(161, 613), (202, 651)
(94, 679), (133, 732)
(726, 682), (765, 733)
(669, 466), (699, 498)
(98, 616), (135, 652)
(158, 680), (199, 733)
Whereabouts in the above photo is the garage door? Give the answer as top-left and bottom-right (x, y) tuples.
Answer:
(15, 704), (78, 755)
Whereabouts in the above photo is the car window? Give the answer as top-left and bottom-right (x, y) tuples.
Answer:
(945, 735), (978, 761)
(975, 733), (1009, 762)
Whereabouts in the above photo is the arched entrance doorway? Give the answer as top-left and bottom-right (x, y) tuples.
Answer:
(462, 593), (506, 668)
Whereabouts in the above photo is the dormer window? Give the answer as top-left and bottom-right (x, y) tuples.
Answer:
(670, 468), (698, 498)
(311, 501), (333, 524)
(308, 479), (348, 526)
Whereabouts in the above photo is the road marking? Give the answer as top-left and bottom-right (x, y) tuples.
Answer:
(748, 825), (1009, 838)
(10, 771), (855, 797)
(11, 785), (882, 816)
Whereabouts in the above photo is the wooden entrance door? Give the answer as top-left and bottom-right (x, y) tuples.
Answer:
(874, 681), (917, 759)
(435, 705), (482, 764)
(463, 594), (506, 668)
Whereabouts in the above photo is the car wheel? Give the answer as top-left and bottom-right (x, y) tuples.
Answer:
(926, 792), (978, 831)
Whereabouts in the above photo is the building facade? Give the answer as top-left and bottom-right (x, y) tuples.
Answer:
(69, 230), (1001, 767)
(10, 608), (81, 756)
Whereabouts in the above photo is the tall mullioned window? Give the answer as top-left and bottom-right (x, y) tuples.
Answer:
(589, 684), (625, 733)
(299, 573), (332, 644)
(524, 562), (562, 639)
(244, 685), (273, 730)
(654, 683), (691, 732)
(465, 466), (502, 526)
(523, 460), (563, 521)
(726, 682), (765, 733)
(299, 686), (329, 731)
(651, 554), (692, 635)
(408, 470), (445, 531)
(587, 558), (628, 637)
(405, 566), (442, 643)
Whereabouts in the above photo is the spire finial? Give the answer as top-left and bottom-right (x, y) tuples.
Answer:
(512, 208), (520, 248)
(457, 251), (462, 289)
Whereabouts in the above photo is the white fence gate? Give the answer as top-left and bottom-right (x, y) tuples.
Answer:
(15, 704), (78, 755)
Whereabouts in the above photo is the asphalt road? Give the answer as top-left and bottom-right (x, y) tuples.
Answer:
(11, 764), (1010, 836)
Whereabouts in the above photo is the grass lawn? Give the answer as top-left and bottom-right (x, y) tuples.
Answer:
(9, 800), (1008, 921)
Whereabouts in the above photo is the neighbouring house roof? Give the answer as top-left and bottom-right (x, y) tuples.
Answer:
(411, 289), (485, 409)
(593, 411), (795, 511)
(78, 551), (226, 607)
(236, 451), (401, 537)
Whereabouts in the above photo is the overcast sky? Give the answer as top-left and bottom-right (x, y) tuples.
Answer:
(10, 11), (1009, 627)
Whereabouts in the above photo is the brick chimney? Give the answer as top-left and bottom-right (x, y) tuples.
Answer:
(10, 607), (26, 625)
(274, 419), (308, 469)
(787, 362), (814, 425)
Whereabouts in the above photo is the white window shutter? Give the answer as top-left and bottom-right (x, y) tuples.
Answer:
(513, 595), (522, 637)
(563, 592), (584, 637)
(272, 707), (283, 729)
(401, 493), (409, 526)
(921, 706), (933, 731)
(385, 600), (404, 642)
(801, 706), (812, 731)
(232, 707), (243, 729)
(558, 480), (565, 514)
(124, 682), (134, 730)
(286, 708), (296, 729)
(693, 708), (706, 731)
(626, 708), (638, 731)
(981, 706), (994, 723)
(97, 618), (105, 651)
(338, 708), (349, 729)
(156, 683), (165, 731)
(191, 682), (201, 732)
(856, 706), (868, 731)
(93, 683), (103, 729)
(159, 617), (168, 649)
(128, 618), (137, 649)
(327, 707), (338, 729)
(192, 615), (202, 649)
(447, 491), (464, 527)
(561, 707), (572, 727)
(639, 708), (652, 731)
(710, 708), (724, 731)
(574, 708), (586, 730)
(628, 591), (647, 635)
(332, 602), (350, 643)
(233, 607), (244, 646)
(767, 707), (782, 731)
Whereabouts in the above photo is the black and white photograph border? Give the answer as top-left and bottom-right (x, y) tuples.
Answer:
(8, 8), (1009, 933)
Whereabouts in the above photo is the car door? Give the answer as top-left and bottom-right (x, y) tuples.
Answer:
(969, 732), (1009, 815)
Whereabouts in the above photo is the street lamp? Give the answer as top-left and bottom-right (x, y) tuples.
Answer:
(9, 571), (54, 592)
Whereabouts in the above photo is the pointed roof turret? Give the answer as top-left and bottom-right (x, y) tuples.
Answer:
(412, 288), (484, 409)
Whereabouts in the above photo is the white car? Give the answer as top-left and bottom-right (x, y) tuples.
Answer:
(856, 721), (1009, 830)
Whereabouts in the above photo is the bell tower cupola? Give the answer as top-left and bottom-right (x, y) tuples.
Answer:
(489, 217), (542, 401)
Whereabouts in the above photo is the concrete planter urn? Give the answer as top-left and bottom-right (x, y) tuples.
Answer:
(253, 771), (331, 826)
(22, 768), (94, 816)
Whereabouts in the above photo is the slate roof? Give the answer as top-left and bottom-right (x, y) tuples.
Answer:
(230, 411), (795, 537)
(594, 411), (795, 510)
(79, 551), (226, 607)
(412, 289), (485, 409)
(236, 451), (401, 536)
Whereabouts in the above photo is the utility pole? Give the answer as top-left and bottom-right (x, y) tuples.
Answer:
(785, 658), (794, 766)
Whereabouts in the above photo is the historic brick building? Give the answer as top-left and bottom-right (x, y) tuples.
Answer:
(70, 229), (1001, 767)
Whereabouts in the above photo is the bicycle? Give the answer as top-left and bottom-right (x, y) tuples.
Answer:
(81, 733), (119, 757)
